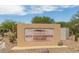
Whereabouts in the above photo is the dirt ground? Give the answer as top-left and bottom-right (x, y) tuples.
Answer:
(1, 37), (79, 53)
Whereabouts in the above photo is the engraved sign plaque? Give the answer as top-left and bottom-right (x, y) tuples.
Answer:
(25, 29), (54, 41)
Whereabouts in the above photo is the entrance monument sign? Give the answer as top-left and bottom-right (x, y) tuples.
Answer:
(17, 24), (61, 47)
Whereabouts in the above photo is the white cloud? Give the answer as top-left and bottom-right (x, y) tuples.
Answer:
(31, 6), (58, 11)
(0, 5), (78, 15)
(28, 5), (77, 14)
(29, 5), (59, 14)
(0, 5), (26, 15)
(60, 5), (77, 8)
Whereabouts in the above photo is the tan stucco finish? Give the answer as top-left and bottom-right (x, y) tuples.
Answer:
(17, 24), (61, 47)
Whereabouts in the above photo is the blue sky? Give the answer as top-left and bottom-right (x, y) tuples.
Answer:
(0, 5), (79, 24)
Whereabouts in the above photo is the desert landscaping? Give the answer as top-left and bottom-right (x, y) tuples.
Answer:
(0, 5), (79, 53)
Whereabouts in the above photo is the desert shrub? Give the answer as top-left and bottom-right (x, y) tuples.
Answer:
(75, 33), (79, 41)
(6, 32), (16, 43)
(58, 41), (63, 46)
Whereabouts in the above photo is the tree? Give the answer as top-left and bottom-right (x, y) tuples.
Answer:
(0, 20), (17, 43)
(31, 16), (55, 24)
(56, 22), (68, 28)
(69, 11), (79, 41)
(1, 20), (16, 32)
(69, 11), (79, 33)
